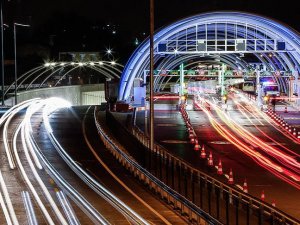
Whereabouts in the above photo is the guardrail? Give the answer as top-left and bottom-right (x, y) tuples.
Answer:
(94, 108), (221, 225)
(130, 114), (299, 225)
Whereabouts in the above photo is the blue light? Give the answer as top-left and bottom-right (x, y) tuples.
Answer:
(119, 11), (300, 100)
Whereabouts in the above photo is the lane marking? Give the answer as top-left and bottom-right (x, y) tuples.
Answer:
(83, 107), (172, 225)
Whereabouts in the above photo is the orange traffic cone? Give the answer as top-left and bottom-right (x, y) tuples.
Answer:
(190, 136), (195, 144)
(272, 200), (276, 207)
(261, 190), (265, 201)
(208, 152), (213, 166)
(228, 169), (234, 184)
(217, 160), (223, 175)
(243, 179), (248, 193)
(194, 139), (200, 151)
(200, 145), (206, 159)
(293, 128), (297, 136)
(189, 131), (194, 138)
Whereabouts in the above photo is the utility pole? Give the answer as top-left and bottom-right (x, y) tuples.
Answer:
(1, 4), (4, 106)
(149, 0), (154, 152)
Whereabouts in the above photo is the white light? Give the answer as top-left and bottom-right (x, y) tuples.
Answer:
(78, 62), (84, 67)
(110, 61), (116, 65)
(44, 63), (50, 67)
(90, 62), (95, 66)
(71, 62), (75, 66)
(50, 63), (56, 66)
(107, 49), (112, 54)
(60, 63), (65, 66)
(99, 61), (104, 65)
(174, 49), (178, 53)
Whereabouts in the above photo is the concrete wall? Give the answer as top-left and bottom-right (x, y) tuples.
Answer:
(5, 84), (105, 106)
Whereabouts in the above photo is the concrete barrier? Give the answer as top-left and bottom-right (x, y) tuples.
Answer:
(5, 84), (105, 106)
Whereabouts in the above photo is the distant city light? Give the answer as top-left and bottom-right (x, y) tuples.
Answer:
(50, 62), (56, 66)
(111, 61), (116, 65)
(44, 63), (50, 67)
(60, 63), (66, 66)
(78, 62), (84, 66)
(99, 61), (104, 65)
(106, 49), (112, 54)
(71, 62), (75, 65)
(90, 62), (95, 66)
(134, 38), (139, 46)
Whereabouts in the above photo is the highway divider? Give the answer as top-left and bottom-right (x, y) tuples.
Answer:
(128, 110), (299, 225)
(94, 108), (221, 225)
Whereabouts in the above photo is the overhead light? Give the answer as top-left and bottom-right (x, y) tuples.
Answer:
(44, 63), (50, 67)
(90, 62), (95, 66)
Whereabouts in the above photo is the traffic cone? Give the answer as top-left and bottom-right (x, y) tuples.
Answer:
(261, 190), (265, 201)
(189, 131), (194, 138)
(208, 152), (213, 166)
(200, 145), (206, 159)
(194, 139), (200, 151)
(217, 160), (223, 175)
(243, 179), (248, 193)
(285, 123), (289, 130)
(228, 169), (234, 184)
(284, 105), (288, 113)
(190, 136), (195, 144)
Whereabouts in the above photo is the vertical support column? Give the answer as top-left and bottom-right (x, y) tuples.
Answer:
(180, 63), (184, 97)
(221, 64), (226, 96)
(149, 0), (155, 161)
(256, 68), (262, 107)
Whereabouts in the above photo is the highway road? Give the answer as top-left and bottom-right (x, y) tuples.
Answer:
(45, 105), (187, 225)
(135, 93), (300, 220)
(0, 99), (187, 225)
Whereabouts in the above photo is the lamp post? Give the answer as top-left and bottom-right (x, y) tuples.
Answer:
(14, 22), (30, 105)
(1, 4), (4, 105)
(149, 0), (154, 152)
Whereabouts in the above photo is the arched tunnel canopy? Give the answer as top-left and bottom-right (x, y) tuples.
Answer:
(119, 11), (300, 100)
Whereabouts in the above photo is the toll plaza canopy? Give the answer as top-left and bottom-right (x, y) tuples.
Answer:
(119, 11), (300, 101)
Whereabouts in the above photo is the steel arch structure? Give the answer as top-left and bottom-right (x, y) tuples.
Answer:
(119, 11), (300, 100)
(5, 61), (123, 96)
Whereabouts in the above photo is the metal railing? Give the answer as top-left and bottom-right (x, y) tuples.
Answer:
(130, 117), (299, 225)
(94, 108), (222, 225)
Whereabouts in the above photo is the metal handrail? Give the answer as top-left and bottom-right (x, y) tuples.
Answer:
(131, 113), (300, 225)
(94, 108), (222, 225)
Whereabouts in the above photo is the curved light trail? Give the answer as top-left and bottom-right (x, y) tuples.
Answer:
(193, 97), (300, 189)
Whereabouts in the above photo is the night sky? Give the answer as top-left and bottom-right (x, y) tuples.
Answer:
(3, 0), (300, 65)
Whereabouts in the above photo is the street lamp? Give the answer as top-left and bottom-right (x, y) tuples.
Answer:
(149, 0), (154, 153)
(14, 22), (30, 105)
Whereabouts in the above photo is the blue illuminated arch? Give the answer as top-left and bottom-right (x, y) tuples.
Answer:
(119, 11), (300, 100)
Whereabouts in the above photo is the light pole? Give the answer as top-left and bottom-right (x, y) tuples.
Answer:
(149, 0), (154, 152)
(1, 4), (4, 105)
(14, 22), (30, 105)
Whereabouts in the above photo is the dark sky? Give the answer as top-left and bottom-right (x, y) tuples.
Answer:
(3, 0), (300, 64)
(13, 0), (300, 30)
